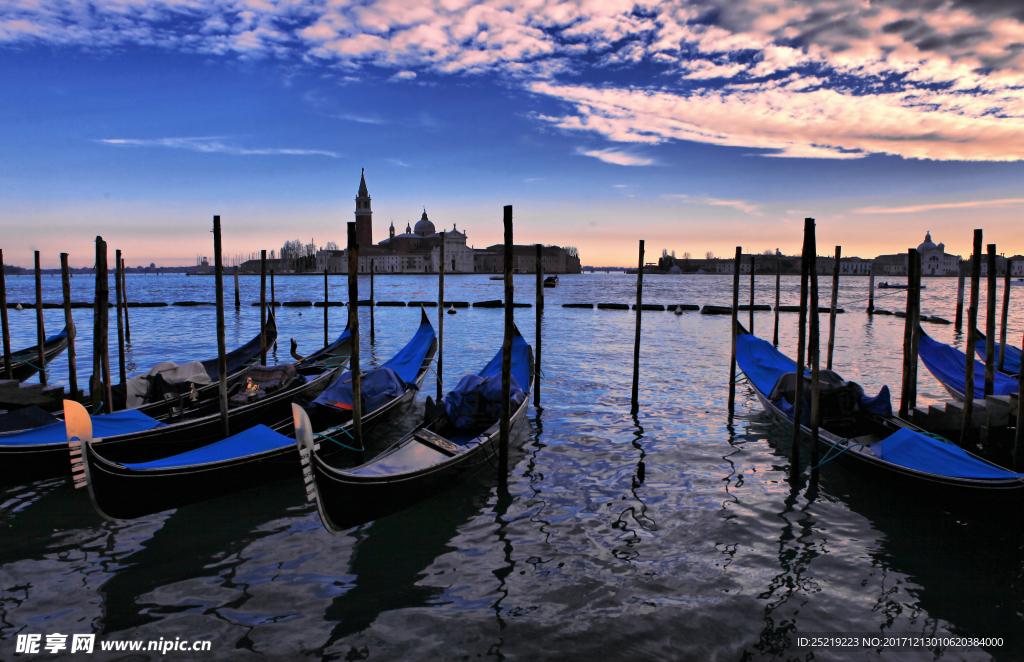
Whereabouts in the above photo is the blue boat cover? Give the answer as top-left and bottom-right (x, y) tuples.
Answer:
(918, 332), (1018, 397)
(313, 320), (435, 410)
(120, 424), (291, 470)
(736, 332), (892, 420)
(0, 409), (165, 447)
(975, 338), (1022, 375)
(443, 331), (530, 430)
(870, 427), (1024, 480)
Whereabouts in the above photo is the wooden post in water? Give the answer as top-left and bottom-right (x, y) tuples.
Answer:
(985, 244), (996, 397)
(234, 266), (241, 310)
(961, 230), (982, 447)
(34, 251), (47, 385)
(955, 260), (965, 330)
(437, 233), (445, 402)
(535, 243), (543, 408)
(631, 240), (645, 415)
(0, 249), (10, 380)
(827, 246), (841, 370)
(347, 222), (363, 449)
(114, 249), (126, 385)
(728, 247), (742, 413)
(323, 268), (329, 348)
(899, 249), (919, 418)
(260, 250), (267, 366)
(370, 258), (376, 344)
(213, 216), (230, 438)
(909, 251), (922, 408)
(999, 262), (1010, 372)
(1015, 332), (1024, 471)
(867, 261), (875, 314)
(121, 257), (130, 342)
(499, 206), (513, 476)
(791, 219), (813, 471)
(773, 252), (781, 346)
(271, 270), (275, 306)
(94, 237), (113, 414)
(748, 254), (755, 333)
(60, 253), (78, 399)
(809, 232), (821, 475)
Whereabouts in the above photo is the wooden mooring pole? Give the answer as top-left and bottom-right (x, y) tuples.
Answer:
(910, 251), (921, 408)
(323, 268), (329, 348)
(631, 240), (645, 415)
(260, 250), (267, 366)
(94, 237), (113, 414)
(60, 253), (78, 399)
(955, 260), (966, 330)
(900, 249), (919, 418)
(347, 222), (363, 449)
(1015, 333), (1024, 471)
(867, 262), (875, 314)
(773, 252), (781, 346)
(34, 251), (47, 385)
(791, 219), (813, 472)
(370, 258), (376, 344)
(985, 244), (996, 397)
(499, 206), (513, 477)
(998, 262), (1010, 372)
(437, 234), (445, 402)
(961, 230), (982, 446)
(827, 246), (841, 370)
(535, 243), (543, 408)
(121, 257), (130, 342)
(0, 249), (10, 380)
(748, 254), (755, 333)
(809, 230), (821, 477)
(234, 266), (241, 310)
(114, 249), (126, 385)
(213, 216), (230, 438)
(728, 247), (741, 413)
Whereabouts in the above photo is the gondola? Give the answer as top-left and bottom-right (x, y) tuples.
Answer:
(917, 326), (1018, 400)
(69, 311), (436, 520)
(543, 275), (559, 288)
(5, 321), (72, 383)
(971, 328), (1021, 377)
(876, 282), (926, 289)
(298, 325), (533, 533)
(735, 323), (1024, 496)
(2, 351), (341, 485)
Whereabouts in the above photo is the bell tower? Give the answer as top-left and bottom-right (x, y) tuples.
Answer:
(355, 168), (372, 248)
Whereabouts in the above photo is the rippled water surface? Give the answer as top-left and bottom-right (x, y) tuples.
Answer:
(1, 272), (1022, 661)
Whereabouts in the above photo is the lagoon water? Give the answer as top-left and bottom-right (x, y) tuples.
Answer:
(1, 272), (1022, 661)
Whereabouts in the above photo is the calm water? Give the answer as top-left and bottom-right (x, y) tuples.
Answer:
(1, 272), (1022, 661)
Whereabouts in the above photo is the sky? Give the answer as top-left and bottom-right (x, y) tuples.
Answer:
(2, 0), (1023, 268)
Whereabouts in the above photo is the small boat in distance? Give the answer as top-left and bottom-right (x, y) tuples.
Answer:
(489, 275), (503, 280)
(877, 282), (927, 289)
(544, 275), (559, 288)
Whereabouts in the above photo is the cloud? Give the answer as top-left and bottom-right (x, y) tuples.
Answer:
(853, 198), (1024, 213)
(5, 0), (1024, 162)
(663, 193), (762, 215)
(332, 112), (384, 124)
(387, 158), (410, 166)
(99, 138), (339, 158)
(578, 147), (653, 166)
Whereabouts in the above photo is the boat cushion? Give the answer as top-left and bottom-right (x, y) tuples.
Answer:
(0, 409), (165, 447)
(119, 424), (291, 470)
(870, 427), (1024, 480)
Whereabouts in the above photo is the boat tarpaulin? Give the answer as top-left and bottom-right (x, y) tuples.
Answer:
(312, 319), (435, 410)
(0, 409), (165, 447)
(736, 332), (893, 419)
(120, 424), (290, 470)
(443, 329), (530, 431)
(0, 406), (59, 433)
(976, 339), (1022, 375)
(918, 331), (1018, 397)
(870, 427), (1024, 480)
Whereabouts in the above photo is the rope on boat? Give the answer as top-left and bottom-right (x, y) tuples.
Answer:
(92, 401), (104, 415)
(315, 425), (364, 452)
(807, 442), (866, 471)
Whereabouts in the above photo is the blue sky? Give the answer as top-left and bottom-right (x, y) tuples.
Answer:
(2, 0), (1023, 267)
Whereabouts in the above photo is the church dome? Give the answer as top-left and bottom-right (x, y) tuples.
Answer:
(918, 231), (937, 252)
(414, 209), (435, 236)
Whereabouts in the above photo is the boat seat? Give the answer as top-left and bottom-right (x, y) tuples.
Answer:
(848, 434), (882, 455)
